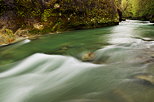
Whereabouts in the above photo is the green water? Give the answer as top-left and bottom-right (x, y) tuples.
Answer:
(0, 26), (112, 66)
(0, 20), (154, 102)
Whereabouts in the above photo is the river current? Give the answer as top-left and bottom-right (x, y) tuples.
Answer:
(0, 20), (154, 102)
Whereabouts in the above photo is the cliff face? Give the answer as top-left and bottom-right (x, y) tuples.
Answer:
(0, 0), (119, 32)
(121, 0), (154, 22)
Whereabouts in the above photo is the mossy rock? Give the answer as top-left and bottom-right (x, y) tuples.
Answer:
(0, 0), (120, 33)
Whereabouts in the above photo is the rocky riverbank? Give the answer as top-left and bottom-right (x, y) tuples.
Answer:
(0, 0), (121, 45)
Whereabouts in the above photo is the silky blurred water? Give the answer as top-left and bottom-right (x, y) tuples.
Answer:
(0, 20), (154, 102)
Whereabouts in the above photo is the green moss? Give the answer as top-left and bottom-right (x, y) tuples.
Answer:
(29, 27), (53, 35)
(0, 0), (120, 34)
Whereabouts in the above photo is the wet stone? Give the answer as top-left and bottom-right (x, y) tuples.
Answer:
(131, 73), (154, 86)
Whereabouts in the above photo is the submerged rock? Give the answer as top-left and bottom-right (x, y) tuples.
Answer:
(132, 73), (154, 86)
(81, 52), (95, 62)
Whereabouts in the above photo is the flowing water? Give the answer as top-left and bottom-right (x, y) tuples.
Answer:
(0, 20), (154, 102)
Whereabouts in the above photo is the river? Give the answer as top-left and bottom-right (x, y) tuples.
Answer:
(0, 20), (154, 102)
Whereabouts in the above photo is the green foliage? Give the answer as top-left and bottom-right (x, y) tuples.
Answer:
(121, 0), (154, 20)
(0, 0), (7, 15)
(42, 9), (53, 22)
(0, 0), (120, 33)
(0, 28), (16, 44)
